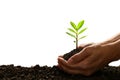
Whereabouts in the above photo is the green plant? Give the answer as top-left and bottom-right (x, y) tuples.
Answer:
(66, 20), (87, 49)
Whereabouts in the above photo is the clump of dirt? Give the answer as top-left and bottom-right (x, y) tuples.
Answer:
(63, 47), (83, 60)
(0, 48), (120, 80)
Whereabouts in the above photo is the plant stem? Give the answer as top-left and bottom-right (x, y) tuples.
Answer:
(76, 33), (78, 49)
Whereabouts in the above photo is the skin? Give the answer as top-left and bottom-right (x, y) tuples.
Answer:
(58, 33), (120, 76)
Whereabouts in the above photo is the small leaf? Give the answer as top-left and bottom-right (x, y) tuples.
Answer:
(77, 20), (84, 30)
(70, 21), (77, 30)
(78, 27), (87, 35)
(78, 35), (87, 40)
(66, 32), (76, 38)
(68, 28), (76, 34)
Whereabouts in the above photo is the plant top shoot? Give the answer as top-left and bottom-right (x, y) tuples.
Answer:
(66, 20), (87, 49)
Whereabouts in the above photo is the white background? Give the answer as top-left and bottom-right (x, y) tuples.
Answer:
(0, 0), (120, 67)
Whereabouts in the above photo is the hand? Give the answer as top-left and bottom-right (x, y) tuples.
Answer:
(58, 43), (118, 76)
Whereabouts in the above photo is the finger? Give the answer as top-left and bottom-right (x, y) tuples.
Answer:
(57, 56), (63, 67)
(77, 55), (101, 70)
(68, 48), (90, 64)
(58, 57), (82, 70)
(87, 55), (106, 69)
(57, 57), (65, 69)
(58, 57), (95, 76)
(88, 53), (101, 63)
(58, 57), (73, 69)
(58, 57), (82, 74)
(57, 63), (63, 70)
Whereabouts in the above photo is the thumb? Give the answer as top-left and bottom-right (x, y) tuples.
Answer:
(68, 48), (90, 64)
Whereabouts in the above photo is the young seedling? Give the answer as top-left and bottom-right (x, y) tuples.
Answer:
(66, 20), (87, 49)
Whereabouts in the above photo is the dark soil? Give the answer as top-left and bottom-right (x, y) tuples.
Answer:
(0, 48), (120, 80)
(63, 47), (83, 60)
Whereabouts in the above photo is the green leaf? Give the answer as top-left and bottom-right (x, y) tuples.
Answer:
(78, 35), (87, 40)
(68, 28), (76, 34)
(78, 27), (87, 35)
(66, 32), (76, 38)
(77, 20), (84, 30)
(70, 21), (77, 30)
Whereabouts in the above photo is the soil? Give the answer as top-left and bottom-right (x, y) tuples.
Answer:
(0, 48), (120, 80)
(63, 47), (83, 60)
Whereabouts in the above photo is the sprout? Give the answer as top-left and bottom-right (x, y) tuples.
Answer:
(66, 20), (87, 49)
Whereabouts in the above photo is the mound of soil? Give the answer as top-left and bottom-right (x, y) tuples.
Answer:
(0, 64), (120, 80)
(63, 47), (83, 60)
(0, 48), (120, 80)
